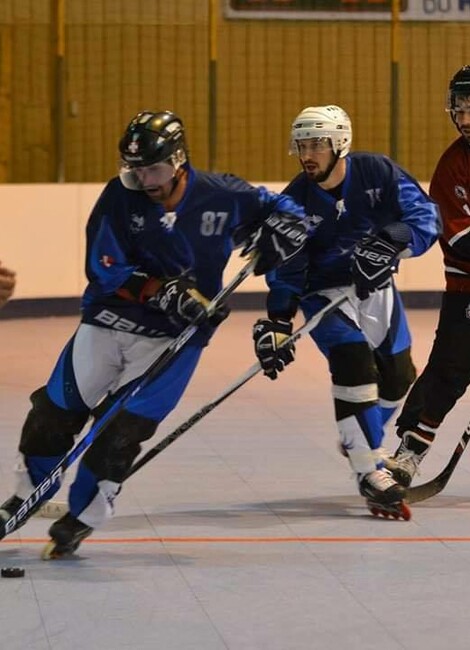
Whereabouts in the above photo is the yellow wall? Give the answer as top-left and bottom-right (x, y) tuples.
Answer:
(0, 2), (469, 183)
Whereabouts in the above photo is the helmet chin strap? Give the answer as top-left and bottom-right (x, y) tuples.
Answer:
(169, 175), (179, 195)
(168, 167), (185, 196)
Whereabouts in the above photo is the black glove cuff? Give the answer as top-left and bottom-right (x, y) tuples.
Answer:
(267, 290), (299, 322)
(380, 222), (412, 251)
(253, 318), (293, 340)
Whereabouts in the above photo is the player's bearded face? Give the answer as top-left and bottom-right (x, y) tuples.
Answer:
(454, 96), (470, 144)
(297, 138), (336, 182)
(133, 162), (176, 201)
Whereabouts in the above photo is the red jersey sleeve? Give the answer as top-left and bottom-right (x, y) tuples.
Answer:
(430, 136), (470, 289)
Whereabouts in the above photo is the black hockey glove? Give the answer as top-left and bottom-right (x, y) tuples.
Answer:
(241, 212), (309, 276)
(149, 276), (229, 329)
(351, 235), (402, 300)
(253, 318), (295, 380)
(208, 302), (231, 328)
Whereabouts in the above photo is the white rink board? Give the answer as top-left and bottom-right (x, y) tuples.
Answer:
(0, 181), (444, 301)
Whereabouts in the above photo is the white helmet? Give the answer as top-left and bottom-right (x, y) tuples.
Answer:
(289, 105), (352, 158)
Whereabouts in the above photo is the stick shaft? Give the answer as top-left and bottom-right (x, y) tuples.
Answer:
(126, 289), (353, 479)
(1, 259), (256, 537)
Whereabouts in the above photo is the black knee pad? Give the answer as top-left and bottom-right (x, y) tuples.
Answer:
(83, 408), (157, 482)
(19, 386), (90, 456)
(329, 342), (378, 386)
(329, 343), (378, 420)
(375, 348), (416, 401)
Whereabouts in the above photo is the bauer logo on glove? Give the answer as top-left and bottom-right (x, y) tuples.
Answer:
(351, 235), (402, 300)
(240, 212), (309, 276)
(149, 276), (209, 328)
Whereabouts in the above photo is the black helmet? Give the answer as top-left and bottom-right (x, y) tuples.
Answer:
(447, 66), (470, 124)
(119, 110), (188, 168)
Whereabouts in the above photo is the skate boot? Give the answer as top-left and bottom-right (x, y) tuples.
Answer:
(381, 453), (415, 486)
(386, 427), (433, 488)
(359, 468), (411, 520)
(41, 512), (93, 560)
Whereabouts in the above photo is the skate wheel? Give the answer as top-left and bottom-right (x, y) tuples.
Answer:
(368, 506), (390, 519)
(41, 540), (63, 561)
(400, 502), (412, 521)
(41, 540), (56, 561)
(367, 501), (412, 521)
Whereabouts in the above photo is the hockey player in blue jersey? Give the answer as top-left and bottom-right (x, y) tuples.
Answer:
(0, 110), (309, 557)
(252, 105), (440, 519)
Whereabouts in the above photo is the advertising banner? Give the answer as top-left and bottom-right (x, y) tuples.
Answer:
(225, 1), (470, 22)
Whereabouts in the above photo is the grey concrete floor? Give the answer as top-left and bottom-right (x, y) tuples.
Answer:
(0, 308), (470, 650)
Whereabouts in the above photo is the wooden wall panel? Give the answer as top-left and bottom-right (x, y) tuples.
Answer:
(1, 1), (52, 182)
(0, 27), (12, 182)
(64, 1), (208, 180)
(218, 17), (470, 181)
(0, 2), (469, 182)
(217, 20), (396, 180)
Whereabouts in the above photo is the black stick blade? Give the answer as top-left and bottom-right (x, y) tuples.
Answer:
(407, 431), (470, 504)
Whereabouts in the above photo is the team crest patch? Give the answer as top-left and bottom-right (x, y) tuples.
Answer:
(455, 185), (467, 200)
(335, 199), (346, 219)
(307, 213), (324, 227)
(100, 255), (115, 268)
(127, 140), (139, 154)
(160, 211), (177, 231)
(130, 213), (145, 233)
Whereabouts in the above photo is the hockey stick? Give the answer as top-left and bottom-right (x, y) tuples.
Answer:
(407, 422), (470, 504)
(0, 258), (256, 539)
(124, 288), (355, 480)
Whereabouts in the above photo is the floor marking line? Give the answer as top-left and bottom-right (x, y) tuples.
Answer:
(4, 536), (470, 545)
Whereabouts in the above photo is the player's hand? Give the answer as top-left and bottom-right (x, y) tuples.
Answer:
(149, 276), (230, 329)
(253, 318), (295, 380)
(241, 212), (309, 276)
(0, 263), (16, 308)
(150, 276), (208, 327)
(351, 235), (401, 300)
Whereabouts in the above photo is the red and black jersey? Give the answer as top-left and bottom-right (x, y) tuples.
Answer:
(430, 136), (470, 291)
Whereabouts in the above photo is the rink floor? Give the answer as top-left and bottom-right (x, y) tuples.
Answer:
(1, 308), (470, 650)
